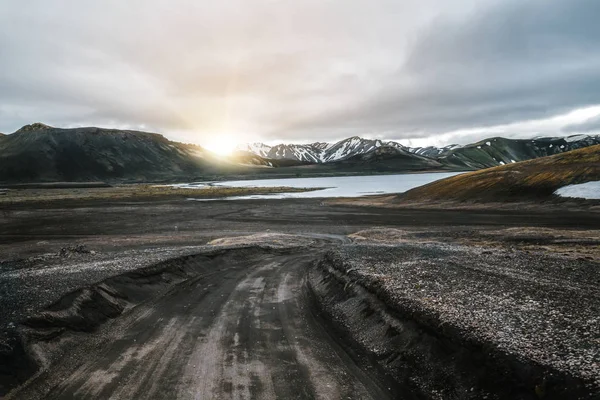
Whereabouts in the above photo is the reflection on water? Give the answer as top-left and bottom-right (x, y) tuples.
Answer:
(183, 172), (462, 200)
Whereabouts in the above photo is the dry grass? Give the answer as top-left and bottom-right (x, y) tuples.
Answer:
(398, 144), (600, 202)
(0, 184), (321, 205)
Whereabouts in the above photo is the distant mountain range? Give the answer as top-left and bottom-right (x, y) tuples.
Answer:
(237, 134), (600, 170)
(1, 122), (599, 183)
(237, 137), (404, 163)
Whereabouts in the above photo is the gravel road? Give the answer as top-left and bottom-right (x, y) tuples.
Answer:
(10, 246), (411, 400)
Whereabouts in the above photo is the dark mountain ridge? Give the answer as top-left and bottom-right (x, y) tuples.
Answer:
(439, 136), (600, 170)
(0, 124), (224, 182)
(328, 145), (442, 172)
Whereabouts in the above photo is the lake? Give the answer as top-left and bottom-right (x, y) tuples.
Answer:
(182, 172), (462, 200)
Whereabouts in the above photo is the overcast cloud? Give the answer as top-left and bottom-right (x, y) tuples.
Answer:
(1, 0), (600, 146)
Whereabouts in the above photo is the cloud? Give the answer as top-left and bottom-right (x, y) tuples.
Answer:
(1, 0), (600, 145)
(563, 115), (600, 134)
(277, 0), (600, 140)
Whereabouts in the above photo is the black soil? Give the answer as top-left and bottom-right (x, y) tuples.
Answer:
(1, 197), (599, 399)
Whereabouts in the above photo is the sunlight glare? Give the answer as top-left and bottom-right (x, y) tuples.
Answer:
(203, 133), (239, 156)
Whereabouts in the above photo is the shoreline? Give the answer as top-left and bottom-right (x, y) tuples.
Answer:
(0, 184), (324, 206)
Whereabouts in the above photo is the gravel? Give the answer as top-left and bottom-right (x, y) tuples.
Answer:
(0, 245), (210, 338)
(326, 240), (600, 389)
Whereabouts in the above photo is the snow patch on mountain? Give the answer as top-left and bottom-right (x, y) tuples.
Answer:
(407, 144), (461, 157)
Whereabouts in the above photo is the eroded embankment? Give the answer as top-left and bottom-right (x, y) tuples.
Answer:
(0, 246), (287, 397)
(1, 252), (212, 395)
(309, 250), (599, 400)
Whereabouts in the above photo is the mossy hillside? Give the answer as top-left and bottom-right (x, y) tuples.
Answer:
(400, 144), (600, 202)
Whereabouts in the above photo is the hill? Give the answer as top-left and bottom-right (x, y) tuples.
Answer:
(438, 136), (600, 170)
(327, 146), (442, 172)
(397, 145), (600, 202)
(0, 123), (241, 183)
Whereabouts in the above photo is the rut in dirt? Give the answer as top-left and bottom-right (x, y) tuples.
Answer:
(6, 246), (410, 400)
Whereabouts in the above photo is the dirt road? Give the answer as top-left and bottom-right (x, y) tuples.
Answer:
(11, 246), (412, 400)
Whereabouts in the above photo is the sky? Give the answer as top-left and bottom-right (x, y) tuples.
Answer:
(2, 0), (600, 151)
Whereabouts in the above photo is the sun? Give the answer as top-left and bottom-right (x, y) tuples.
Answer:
(203, 134), (239, 156)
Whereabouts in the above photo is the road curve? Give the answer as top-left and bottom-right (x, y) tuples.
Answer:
(12, 248), (412, 400)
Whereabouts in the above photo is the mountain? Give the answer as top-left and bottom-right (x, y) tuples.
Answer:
(239, 134), (600, 169)
(229, 150), (311, 168)
(236, 137), (406, 163)
(438, 135), (600, 170)
(322, 137), (401, 162)
(328, 146), (442, 172)
(228, 150), (274, 166)
(236, 142), (328, 163)
(233, 142), (445, 174)
(0, 123), (241, 183)
(408, 144), (462, 158)
(397, 144), (600, 203)
(267, 143), (329, 163)
(236, 143), (272, 158)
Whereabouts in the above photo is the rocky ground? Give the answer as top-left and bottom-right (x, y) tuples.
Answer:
(1, 197), (599, 399)
(312, 229), (600, 399)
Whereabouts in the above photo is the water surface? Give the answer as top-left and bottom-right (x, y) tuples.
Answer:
(185, 172), (461, 200)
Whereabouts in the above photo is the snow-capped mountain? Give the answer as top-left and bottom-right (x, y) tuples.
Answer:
(236, 137), (408, 163)
(322, 137), (398, 162)
(237, 134), (600, 168)
(236, 142), (328, 163)
(267, 143), (330, 163)
(236, 143), (272, 158)
(407, 145), (462, 158)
